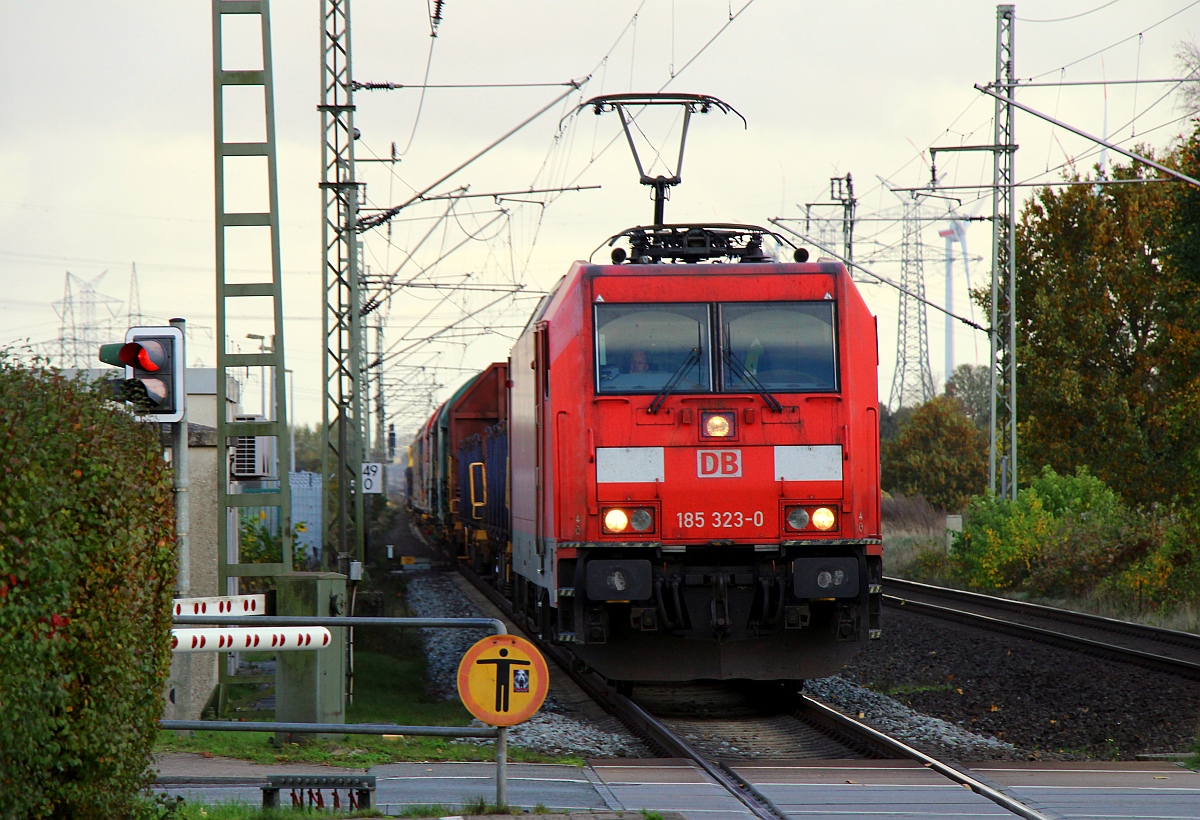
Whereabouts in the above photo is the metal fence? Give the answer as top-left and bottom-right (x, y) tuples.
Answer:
(288, 471), (323, 563)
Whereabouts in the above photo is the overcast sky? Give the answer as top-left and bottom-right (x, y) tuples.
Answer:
(3, 1), (1198, 433)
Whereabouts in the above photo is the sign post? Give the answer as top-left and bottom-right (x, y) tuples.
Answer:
(457, 635), (549, 806)
(361, 463), (383, 494)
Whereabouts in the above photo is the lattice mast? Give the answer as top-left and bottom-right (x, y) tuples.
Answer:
(372, 319), (387, 461)
(127, 263), (144, 327)
(888, 199), (936, 410)
(989, 4), (1018, 500)
(320, 0), (366, 566)
(832, 174), (856, 266)
(54, 271), (123, 368)
(211, 0), (293, 595)
(803, 174), (857, 273)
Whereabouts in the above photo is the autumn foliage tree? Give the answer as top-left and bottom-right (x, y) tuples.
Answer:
(881, 395), (988, 512)
(944, 363), (989, 430)
(1013, 128), (1200, 506)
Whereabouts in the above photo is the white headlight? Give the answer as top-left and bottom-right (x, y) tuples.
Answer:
(705, 414), (732, 437)
(812, 507), (836, 531)
(604, 508), (629, 533)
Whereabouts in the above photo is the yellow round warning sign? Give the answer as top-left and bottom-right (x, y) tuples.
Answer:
(456, 634), (549, 726)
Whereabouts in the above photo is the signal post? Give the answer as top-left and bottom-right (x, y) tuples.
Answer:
(99, 319), (204, 717)
(458, 635), (549, 805)
(97, 320), (190, 594)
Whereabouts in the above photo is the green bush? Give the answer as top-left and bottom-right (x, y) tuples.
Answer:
(0, 353), (177, 818)
(952, 466), (1131, 594)
(952, 489), (1060, 590)
(1099, 509), (1200, 611)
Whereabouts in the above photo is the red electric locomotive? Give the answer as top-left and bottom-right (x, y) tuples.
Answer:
(494, 221), (881, 682)
(419, 94), (881, 682)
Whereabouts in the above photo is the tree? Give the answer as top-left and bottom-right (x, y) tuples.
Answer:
(1177, 41), (1200, 119)
(881, 395), (988, 512)
(292, 422), (323, 473)
(878, 403), (914, 443)
(0, 353), (177, 818)
(1011, 133), (1200, 506)
(944, 363), (990, 429)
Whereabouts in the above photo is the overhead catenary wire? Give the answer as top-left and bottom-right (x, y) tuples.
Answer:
(770, 221), (990, 337)
(358, 80), (589, 232)
(1024, 0), (1200, 82)
(366, 3), (765, 412)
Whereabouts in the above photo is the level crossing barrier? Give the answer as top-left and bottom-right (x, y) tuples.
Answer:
(163, 613), (514, 805)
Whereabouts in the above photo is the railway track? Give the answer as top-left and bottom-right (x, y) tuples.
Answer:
(884, 577), (1200, 679)
(449, 556), (1054, 819)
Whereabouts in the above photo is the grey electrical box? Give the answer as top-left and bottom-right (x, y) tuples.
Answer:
(274, 572), (346, 740)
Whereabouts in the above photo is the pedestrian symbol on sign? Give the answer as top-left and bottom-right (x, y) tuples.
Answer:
(474, 648), (530, 712)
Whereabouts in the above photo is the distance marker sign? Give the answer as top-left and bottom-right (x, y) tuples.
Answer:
(456, 635), (549, 726)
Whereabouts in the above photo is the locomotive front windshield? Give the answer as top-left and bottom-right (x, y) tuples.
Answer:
(595, 301), (838, 394)
(721, 302), (838, 392)
(595, 303), (712, 393)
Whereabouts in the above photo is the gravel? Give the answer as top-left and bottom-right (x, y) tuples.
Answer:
(838, 607), (1200, 761)
(803, 676), (1019, 759)
(402, 570), (1028, 761)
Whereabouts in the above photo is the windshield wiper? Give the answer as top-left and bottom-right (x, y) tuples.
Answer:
(722, 345), (783, 413)
(649, 347), (701, 414)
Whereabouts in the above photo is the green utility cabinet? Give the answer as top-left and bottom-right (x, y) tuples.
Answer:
(275, 572), (346, 738)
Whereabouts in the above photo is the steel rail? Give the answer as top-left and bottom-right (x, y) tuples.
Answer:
(442, 531), (1056, 819)
(886, 577), (1200, 649)
(451, 561), (787, 820)
(800, 696), (1055, 820)
(884, 584), (1200, 679)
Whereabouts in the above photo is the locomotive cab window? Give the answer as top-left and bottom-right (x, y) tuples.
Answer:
(595, 303), (712, 393)
(719, 302), (838, 392)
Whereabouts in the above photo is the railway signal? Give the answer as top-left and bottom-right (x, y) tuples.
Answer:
(98, 325), (185, 422)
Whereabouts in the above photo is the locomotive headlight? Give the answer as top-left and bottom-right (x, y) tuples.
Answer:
(812, 507), (837, 531)
(630, 508), (654, 532)
(603, 508), (630, 533)
(786, 507), (810, 531)
(602, 507), (654, 534)
(702, 411), (736, 438)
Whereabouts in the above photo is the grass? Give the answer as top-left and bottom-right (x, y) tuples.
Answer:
(155, 649), (581, 766)
(874, 682), (956, 697)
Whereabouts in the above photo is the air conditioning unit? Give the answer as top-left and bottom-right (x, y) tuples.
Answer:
(232, 414), (275, 478)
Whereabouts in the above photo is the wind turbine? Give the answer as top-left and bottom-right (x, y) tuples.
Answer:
(937, 219), (972, 388)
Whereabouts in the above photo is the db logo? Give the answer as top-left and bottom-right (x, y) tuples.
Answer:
(697, 449), (742, 478)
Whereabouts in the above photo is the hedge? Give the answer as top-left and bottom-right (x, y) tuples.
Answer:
(0, 353), (177, 818)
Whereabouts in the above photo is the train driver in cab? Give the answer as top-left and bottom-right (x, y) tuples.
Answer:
(628, 349), (650, 374)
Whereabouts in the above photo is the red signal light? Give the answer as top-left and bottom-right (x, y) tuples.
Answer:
(117, 340), (167, 372)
